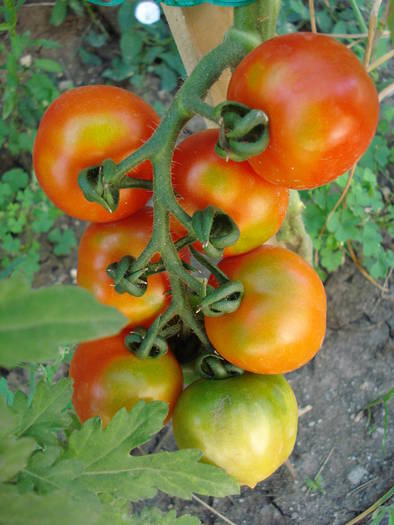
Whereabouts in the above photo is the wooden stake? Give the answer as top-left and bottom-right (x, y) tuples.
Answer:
(162, 4), (232, 106)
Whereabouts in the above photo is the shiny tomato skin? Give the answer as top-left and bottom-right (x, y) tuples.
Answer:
(172, 373), (298, 487)
(172, 129), (289, 257)
(205, 246), (326, 374)
(33, 85), (159, 222)
(77, 207), (175, 326)
(228, 33), (379, 189)
(70, 330), (183, 426)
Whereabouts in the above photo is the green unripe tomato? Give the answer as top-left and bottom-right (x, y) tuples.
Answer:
(172, 373), (298, 488)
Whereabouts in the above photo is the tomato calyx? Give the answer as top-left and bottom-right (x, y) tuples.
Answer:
(125, 318), (169, 359)
(191, 206), (240, 258)
(196, 352), (244, 379)
(199, 280), (244, 317)
(214, 101), (269, 162)
(106, 255), (149, 297)
(78, 159), (152, 213)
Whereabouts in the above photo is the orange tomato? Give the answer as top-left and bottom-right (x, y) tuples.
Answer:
(34, 85), (158, 222)
(70, 329), (183, 426)
(205, 246), (326, 374)
(172, 129), (288, 257)
(77, 207), (178, 326)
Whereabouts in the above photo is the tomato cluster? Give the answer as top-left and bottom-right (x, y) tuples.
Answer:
(33, 33), (378, 488)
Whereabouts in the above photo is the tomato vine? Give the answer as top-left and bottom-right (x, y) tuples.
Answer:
(74, 2), (313, 373)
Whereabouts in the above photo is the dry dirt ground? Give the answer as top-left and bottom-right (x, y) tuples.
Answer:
(10, 5), (394, 524)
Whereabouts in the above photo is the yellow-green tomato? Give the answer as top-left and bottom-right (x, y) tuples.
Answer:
(172, 373), (298, 488)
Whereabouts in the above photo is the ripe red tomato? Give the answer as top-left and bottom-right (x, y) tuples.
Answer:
(205, 246), (326, 374)
(70, 329), (183, 426)
(228, 33), (379, 189)
(77, 207), (186, 326)
(33, 85), (159, 222)
(172, 373), (298, 487)
(172, 129), (289, 257)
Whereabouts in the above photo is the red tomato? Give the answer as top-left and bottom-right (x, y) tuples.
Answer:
(77, 207), (188, 326)
(172, 129), (289, 257)
(205, 246), (326, 374)
(33, 85), (159, 222)
(228, 33), (379, 189)
(70, 329), (183, 426)
(173, 373), (298, 487)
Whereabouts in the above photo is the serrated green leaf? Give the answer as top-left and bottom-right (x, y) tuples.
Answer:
(0, 275), (127, 368)
(0, 397), (20, 436)
(0, 398), (36, 481)
(67, 402), (167, 463)
(13, 379), (72, 445)
(0, 485), (101, 525)
(107, 449), (239, 500)
(130, 507), (200, 525)
(65, 402), (238, 501)
(0, 433), (36, 482)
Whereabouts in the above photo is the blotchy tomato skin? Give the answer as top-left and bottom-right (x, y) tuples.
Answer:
(205, 246), (326, 374)
(172, 373), (298, 487)
(172, 129), (289, 256)
(78, 207), (171, 326)
(33, 85), (159, 222)
(70, 330), (183, 426)
(228, 33), (379, 189)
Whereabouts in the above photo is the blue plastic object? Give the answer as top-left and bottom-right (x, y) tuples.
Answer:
(87, 0), (124, 5)
(87, 0), (254, 7)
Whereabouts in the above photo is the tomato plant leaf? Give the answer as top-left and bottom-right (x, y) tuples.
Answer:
(64, 401), (239, 500)
(0, 485), (101, 525)
(129, 508), (200, 524)
(12, 379), (72, 446)
(0, 276), (127, 368)
(0, 398), (36, 482)
(0, 433), (36, 482)
(66, 401), (168, 462)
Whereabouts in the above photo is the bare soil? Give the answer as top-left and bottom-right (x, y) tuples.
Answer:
(10, 5), (394, 524)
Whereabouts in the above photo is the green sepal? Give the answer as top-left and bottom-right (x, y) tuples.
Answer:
(124, 320), (169, 359)
(196, 353), (244, 379)
(214, 101), (269, 162)
(192, 206), (240, 257)
(78, 164), (120, 213)
(106, 256), (148, 297)
(199, 280), (244, 317)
